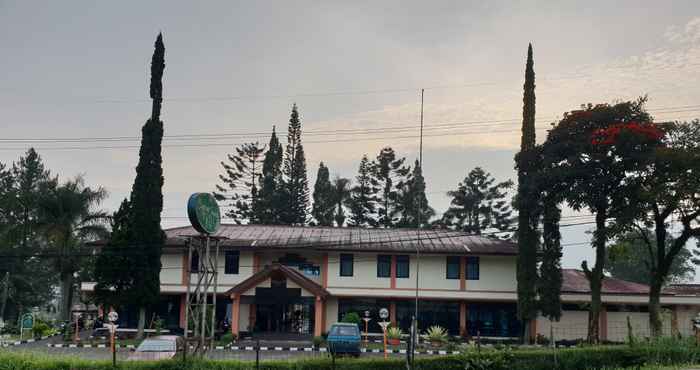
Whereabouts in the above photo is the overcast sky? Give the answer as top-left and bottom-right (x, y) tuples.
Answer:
(2, 1), (700, 277)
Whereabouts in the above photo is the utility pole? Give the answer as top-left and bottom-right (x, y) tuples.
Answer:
(0, 272), (9, 322)
(410, 88), (425, 369)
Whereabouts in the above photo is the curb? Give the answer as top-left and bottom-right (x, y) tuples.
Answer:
(0, 334), (59, 347)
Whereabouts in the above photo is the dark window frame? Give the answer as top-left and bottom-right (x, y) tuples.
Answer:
(190, 251), (199, 273)
(446, 256), (460, 279)
(396, 255), (410, 278)
(466, 256), (480, 280)
(339, 253), (354, 277)
(377, 255), (391, 278)
(224, 250), (240, 274)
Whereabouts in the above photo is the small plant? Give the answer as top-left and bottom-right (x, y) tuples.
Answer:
(153, 318), (164, 336)
(426, 325), (448, 346)
(386, 326), (402, 345)
(312, 335), (324, 348)
(220, 332), (234, 344)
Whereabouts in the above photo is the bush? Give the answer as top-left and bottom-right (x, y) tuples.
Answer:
(220, 332), (234, 344)
(312, 335), (325, 347)
(386, 327), (402, 340)
(341, 312), (361, 326)
(32, 319), (53, 338)
(426, 325), (448, 344)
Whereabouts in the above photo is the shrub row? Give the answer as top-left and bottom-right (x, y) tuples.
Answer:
(2, 342), (699, 370)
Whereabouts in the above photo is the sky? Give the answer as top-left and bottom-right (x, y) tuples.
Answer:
(2, 1), (700, 277)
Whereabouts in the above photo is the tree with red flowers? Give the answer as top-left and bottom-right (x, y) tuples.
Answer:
(539, 98), (658, 343)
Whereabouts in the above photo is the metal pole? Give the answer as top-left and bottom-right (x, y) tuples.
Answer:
(412, 88), (424, 367)
(210, 238), (219, 349)
(184, 239), (192, 359)
(201, 236), (210, 351)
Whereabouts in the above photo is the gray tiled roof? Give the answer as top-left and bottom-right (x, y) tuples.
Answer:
(163, 224), (517, 255)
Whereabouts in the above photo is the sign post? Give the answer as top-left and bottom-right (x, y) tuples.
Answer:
(19, 313), (33, 341)
(378, 308), (389, 360)
(362, 310), (371, 344)
(106, 311), (119, 367)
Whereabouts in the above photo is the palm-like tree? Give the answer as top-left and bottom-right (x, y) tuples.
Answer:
(36, 176), (109, 321)
(331, 176), (351, 227)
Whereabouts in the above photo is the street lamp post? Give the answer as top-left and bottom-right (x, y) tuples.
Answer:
(106, 311), (119, 367)
(362, 310), (371, 344)
(379, 308), (390, 360)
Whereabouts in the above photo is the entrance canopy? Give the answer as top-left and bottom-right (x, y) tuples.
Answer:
(226, 263), (329, 299)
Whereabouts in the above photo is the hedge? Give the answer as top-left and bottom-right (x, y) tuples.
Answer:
(2, 342), (700, 370)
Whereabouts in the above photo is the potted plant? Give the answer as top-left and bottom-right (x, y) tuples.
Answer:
(386, 327), (402, 346)
(426, 325), (448, 348)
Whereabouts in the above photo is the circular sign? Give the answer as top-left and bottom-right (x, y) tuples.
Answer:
(108, 311), (119, 323)
(20, 314), (33, 329)
(187, 193), (221, 234)
(379, 308), (389, 320)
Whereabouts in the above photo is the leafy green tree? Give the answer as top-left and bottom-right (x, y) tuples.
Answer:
(539, 99), (657, 343)
(374, 147), (409, 228)
(281, 104), (309, 225)
(312, 162), (335, 226)
(606, 233), (695, 285)
(442, 167), (513, 235)
(214, 142), (265, 224)
(618, 119), (700, 337)
(256, 127), (284, 224)
(331, 176), (351, 227)
(515, 43), (543, 338)
(36, 176), (109, 321)
(0, 150), (55, 322)
(348, 155), (379, 227)
(394, 160), (434, 228)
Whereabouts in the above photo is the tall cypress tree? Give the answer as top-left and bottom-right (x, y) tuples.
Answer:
(375, 147), (409, 228)
(128, 33), (165, 338)
(256, 127), (284, 224)
(312, 162), (335, 226)
(515, 43), (539, 342)
(395, 160), (434, 228)
(281, 104), (309, 225)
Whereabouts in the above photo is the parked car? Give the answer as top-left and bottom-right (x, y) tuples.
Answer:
(327, 323), (361, 357)
(127, 335), (184, 361)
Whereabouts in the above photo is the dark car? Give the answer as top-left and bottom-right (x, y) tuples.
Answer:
(327, 323), (361, 357)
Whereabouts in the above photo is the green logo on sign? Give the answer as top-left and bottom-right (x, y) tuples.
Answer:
(187, 193), (221, 234)
(21, 314), (33, 329)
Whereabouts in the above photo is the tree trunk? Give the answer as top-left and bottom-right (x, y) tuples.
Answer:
(522, 319), (532, 344)
(136, 307), (146, 339)
(59, 272), (74, 322)
(648, 279), (663, 338)
(586, 208), (607, 344)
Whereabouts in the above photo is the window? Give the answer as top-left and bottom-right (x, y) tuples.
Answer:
(377, 255), (391, 278)
(396, 255), (409, 278)
(189, 251), (199, 273)
(224, 251), (239, 274)
(446, 256), (460, 279)
(340, 254), (354, 277)
(466, 256), (480, 280)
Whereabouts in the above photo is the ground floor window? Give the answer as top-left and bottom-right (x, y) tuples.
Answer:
(396, 300), (460, 335)
(468, 303), (520, 337)
(338, 298), (391, 333)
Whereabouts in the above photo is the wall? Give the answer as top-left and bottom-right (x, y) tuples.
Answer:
(217, 251), (255, 286)
(466, 256), (516, 291)
(326, 252), (390, 289)
(536, 310), (589, 341)
(325, 297), (339, 332)
(676, 305), (700, 337)
(160, 253), (183, 284)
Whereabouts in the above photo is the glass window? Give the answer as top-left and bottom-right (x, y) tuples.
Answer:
(340, 254), (354, 277)
(466, 256), (479, 280)
(225, 251), (239, 274)
(467, 303), (521, 338)
(377, 255), (391, 278)
(190, 251), (199, 273)
(396, 255), (409, 278)
(446, 256), (460, 279)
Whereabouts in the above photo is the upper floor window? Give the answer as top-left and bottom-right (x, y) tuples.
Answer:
(225, 251), (240, 274)
(340, 254), (354, 277)
(396, 255), (409, 278)
(446, 256), (460, 279)
(466, 256), (480, 280)
(377, 255), (391, 278)
(190, 251), (199, 273)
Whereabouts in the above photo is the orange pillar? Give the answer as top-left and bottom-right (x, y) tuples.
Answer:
(389, 302), (397, 326)
(253, 253), (260, 273)
(231, 294), (241, 336)
(314, 296), (325, 337)
(459, 302), (467, 337)
(390, 256), (397, 289)
(460, 257), (466, 290)
(179, 294), (187, 329)
(322, 254), (329, 288)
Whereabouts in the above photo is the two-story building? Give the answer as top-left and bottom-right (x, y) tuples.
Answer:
(82, 224), (700, 342)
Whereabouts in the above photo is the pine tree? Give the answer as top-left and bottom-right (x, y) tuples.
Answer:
(281, 104), (309, 225)
(256, 127), (284, 224)
(375, 147), (409, 228)
(94, 199), (133, 309)
(515, 43), (541, 342)
(312, 162), (335, 226)
(395, 160), (434, 228)
(331, 176), (351, 227)
(126, 33), (165, 339)
(348, 155), (379, 227)
(442, 167), (514, 236)
(214, 142), (265, 224)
